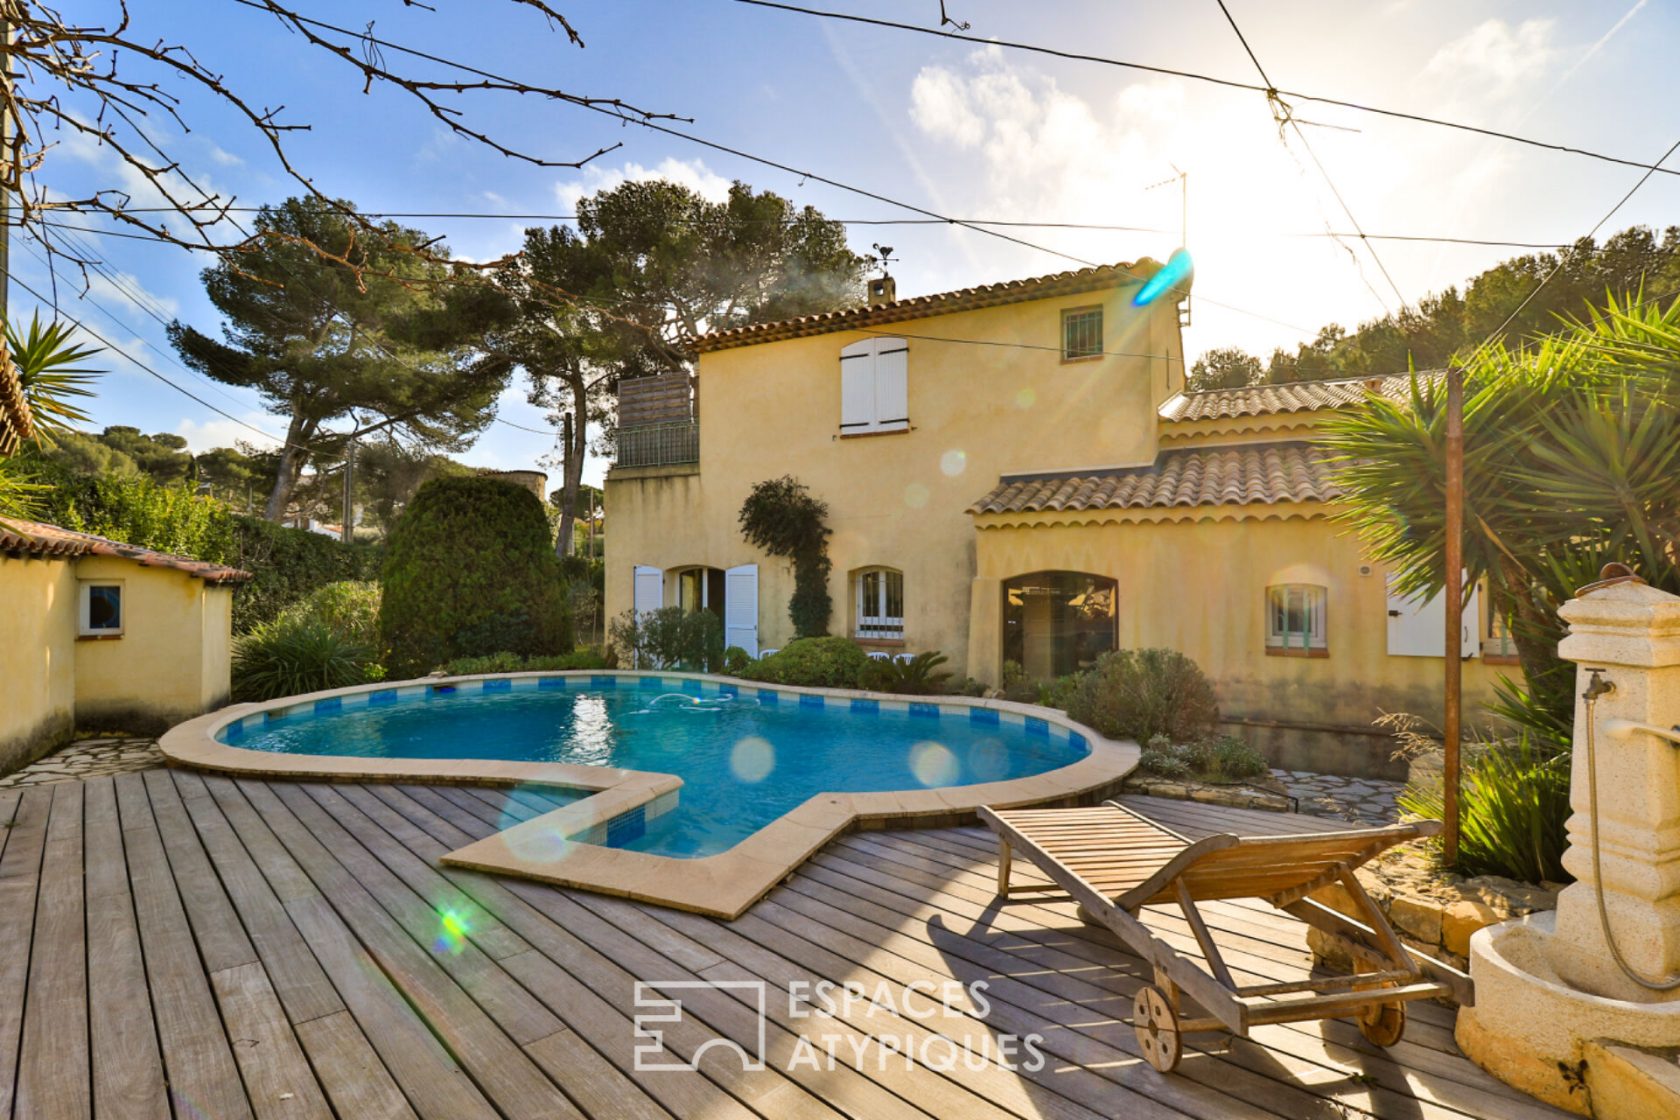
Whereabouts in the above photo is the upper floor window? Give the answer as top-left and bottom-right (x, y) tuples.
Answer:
(1267, 584), (1327, 654)
(1061, 307), (1103, 360)
(839, 337), (909, 434)
(80, 581), (124, 637)
(855, 567), (904, 640)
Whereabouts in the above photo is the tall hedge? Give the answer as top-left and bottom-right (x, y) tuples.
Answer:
(28, 460), (378, 631)
(379, 476), (572, 677)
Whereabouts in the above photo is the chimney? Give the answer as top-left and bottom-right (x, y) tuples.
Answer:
(867, 274), (897, 306)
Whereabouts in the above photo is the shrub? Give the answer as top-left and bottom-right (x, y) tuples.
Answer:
(225, 515), (380, 633)
(28, 460), (380, 632)
(740, 636), (870, 688)
(232, 616), (379, 701)
(380, 477), (572, 678)
(439, 648), (609, 675)
(861, 650), (953, 695)
(722, 646), (753, 676)
(609, 607), (724, 671)
(1066, 649), (1219, 743)
(1212, 735), (1269, 780)
(1034, 673), (1081, 710)
(278, 580), (381, 652)
(1399, 735), (1571, 884)
(1138, 748), (1192, 779)
(738, 476), (832, 637)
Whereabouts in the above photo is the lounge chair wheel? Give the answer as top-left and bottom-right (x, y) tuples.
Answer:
(1357, 999), (1406, 1047)
(1133, 985), (1182, 1072)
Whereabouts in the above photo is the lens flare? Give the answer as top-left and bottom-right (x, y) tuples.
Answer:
(940, 449), (967, 477)
(730, 736), (776, 783)
(1133, 248), (1193, 307)
(909, 741), (959, 787)
(1015, 387), (1036, 409)
(903, 482), (930, 509)
(435, 908), (471, 955)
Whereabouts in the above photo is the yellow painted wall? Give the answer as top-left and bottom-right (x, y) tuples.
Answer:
(606, 282), (1185, 656)
(0, 557), (79, 770)
(71, 556), (236, 731)
(970, 508), (1511, 773)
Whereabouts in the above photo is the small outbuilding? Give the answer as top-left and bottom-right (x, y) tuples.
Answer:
(0, 517), (249, 770)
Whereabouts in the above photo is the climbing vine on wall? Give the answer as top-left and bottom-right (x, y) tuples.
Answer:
(738, 475), (832, 638)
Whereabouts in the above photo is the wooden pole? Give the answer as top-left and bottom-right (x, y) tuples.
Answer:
(1443, 364), (1465, 866)
(340, 438), (355, 544)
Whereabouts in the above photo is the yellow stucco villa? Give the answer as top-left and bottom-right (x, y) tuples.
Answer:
(604, 261), (1513, 776)
(0, 518), (248, 770)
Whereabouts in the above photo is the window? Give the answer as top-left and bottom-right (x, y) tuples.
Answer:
(1002, 571), (1117, 679)
(1486, 605), (1518, 660)
(1266, 584), (1327, 654)
(855, 568), (904, 640)
(80, 582), (124, 637)
(675, 566), (725, 620)
(839, 337), (909, 434)
(1061, 307), (1103, 360)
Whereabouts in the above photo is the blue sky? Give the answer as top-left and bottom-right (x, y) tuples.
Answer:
(19, 0), (1677, 486)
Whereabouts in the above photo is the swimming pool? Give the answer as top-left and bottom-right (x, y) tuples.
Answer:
(219, 676), (1090, 858)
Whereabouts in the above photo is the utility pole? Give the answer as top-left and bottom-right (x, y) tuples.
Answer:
(1442, 364), (1466, 866)
(1, 11), (13, 327)
(340, 437), (356, 544)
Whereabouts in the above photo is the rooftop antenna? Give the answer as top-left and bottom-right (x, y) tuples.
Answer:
(1147, 165), (1190, 327)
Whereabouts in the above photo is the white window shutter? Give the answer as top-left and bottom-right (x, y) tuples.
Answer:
(874, 342), (908, 429)
(1386, 574), (1478, 658)
(633, 565), (663, 617)
(839, 339), (875, 430)
(1462, 583), (1482, 659)
(724, 564), (759, 656)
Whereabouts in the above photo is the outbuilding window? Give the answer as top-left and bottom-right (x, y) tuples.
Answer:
(855, 567), (904, 640)
(1266, 584), (1327, 655)
(80, 581), (124, 637)
(1061, 307), (1103, 360)
(839, 337), (909, 434)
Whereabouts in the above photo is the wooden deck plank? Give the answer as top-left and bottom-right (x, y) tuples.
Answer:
(210, 962), (335, 1119)
(81, 777), (170, 1120)
(142, 769), (260, 974)
(2, 771), (1569, 1120)
(201, 777), (499, 1120)
(362, 784), (809, 1120)
(0, 786), (51, 1118)
(17, 782), (91, 1119)
(233, 779), (585, 1120)
(169, 771), (344, 1026)
(113, 771), (256, 1120)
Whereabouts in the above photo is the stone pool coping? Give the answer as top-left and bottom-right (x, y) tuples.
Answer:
(159, 670), (1139, 919)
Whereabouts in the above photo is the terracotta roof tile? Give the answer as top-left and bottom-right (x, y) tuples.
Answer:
(0, 518), (252, 583)
(1158, 372), (1430, 424)
(693, 260), (1163, 352)
(968, 442), (1341, 516)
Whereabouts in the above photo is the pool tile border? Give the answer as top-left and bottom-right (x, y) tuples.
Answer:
(159, 670), (1139, 920)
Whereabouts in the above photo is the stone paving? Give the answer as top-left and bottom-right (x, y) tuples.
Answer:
(0, 736), (164, 789)
(1270, 767), (1406, 824)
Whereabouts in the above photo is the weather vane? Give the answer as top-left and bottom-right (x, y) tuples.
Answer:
(870, 243), (898, 276)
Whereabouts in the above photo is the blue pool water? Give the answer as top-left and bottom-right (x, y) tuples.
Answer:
(221, 679), (1089, 858)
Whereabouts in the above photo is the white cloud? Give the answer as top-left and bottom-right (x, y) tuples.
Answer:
(175, 413), (283, 452)
(81, 270), (179, 321)
(553, 156), (732, 212)
(1424, 19), (1555, 98)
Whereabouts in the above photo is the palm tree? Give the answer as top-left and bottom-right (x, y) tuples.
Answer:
(1321, 294), (1680, 745)
(0, 314), (101, 515)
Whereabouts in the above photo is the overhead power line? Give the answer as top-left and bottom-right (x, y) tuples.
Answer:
(1215, 0), (1406, 315)
(26, 216), (1583, 252)
(734, 0), (1680, 183)
(226, 0), (1310, 336)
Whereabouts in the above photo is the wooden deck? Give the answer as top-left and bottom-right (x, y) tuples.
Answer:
(0, 771), (1569, 1119)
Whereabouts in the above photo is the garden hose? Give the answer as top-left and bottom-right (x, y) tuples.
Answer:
(1582, 677), (1680, 991)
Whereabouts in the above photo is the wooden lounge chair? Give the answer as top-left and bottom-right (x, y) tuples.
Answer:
(979, 800), (1472, 1073)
